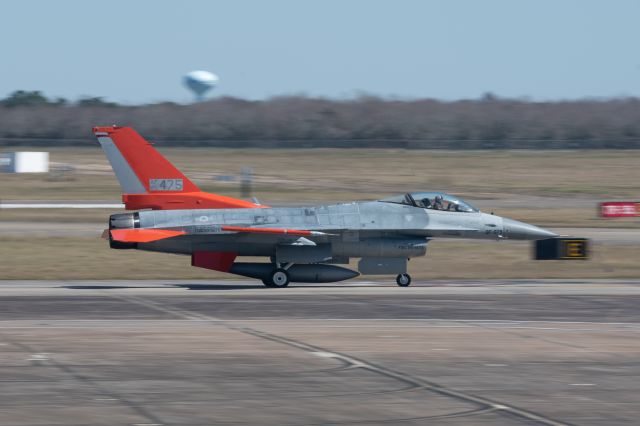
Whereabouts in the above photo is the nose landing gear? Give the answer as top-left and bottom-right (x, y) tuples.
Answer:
(396, 273), (412, 287)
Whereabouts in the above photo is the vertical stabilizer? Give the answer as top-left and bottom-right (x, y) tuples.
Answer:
(93, 126), (262, 210)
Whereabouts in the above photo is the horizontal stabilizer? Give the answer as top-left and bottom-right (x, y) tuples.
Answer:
(110, 229), (186, 243)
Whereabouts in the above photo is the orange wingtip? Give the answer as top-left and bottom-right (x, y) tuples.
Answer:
(220, 225), (318, 236)
(110, 229), (186, 243)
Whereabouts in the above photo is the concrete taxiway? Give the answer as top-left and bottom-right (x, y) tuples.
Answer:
(1, 280), (639, 425)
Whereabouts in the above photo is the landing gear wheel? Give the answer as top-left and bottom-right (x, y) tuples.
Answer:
(270, 269), (290, 288)
(396, 273), (411, 287)
(261, 278), (275, 287)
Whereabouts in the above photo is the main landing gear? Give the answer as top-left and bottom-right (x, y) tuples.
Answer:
(261, 263), (411, 288)
(396, 273), (412, 287)
(262, 268), (290, 288)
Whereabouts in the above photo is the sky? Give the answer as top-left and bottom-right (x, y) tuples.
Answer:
(1, 0), (639, 104)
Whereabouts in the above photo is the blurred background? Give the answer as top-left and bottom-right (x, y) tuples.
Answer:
(1, 0), (639, 279)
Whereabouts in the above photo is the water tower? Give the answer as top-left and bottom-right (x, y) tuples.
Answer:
(183, 70), (219, 102)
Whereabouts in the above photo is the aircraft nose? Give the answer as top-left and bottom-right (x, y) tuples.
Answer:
(502, 218), (557, 240)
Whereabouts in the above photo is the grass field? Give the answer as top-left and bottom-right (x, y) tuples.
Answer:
(2, 148), (639, 200)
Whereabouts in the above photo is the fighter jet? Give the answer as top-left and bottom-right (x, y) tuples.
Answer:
(95, 126), (557, 287)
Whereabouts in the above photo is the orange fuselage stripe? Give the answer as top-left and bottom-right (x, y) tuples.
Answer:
(110, 229), (186, 243)
(220, 226), (312, 236)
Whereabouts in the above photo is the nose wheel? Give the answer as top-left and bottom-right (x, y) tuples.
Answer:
(396, 273), (411, 287)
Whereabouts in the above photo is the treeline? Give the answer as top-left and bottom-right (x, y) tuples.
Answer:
(1, 91), (640, 148)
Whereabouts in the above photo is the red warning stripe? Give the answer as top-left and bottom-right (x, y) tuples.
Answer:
(600, 202), (640, 218)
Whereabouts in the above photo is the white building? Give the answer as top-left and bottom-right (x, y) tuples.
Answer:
(1, 152), (49, 173)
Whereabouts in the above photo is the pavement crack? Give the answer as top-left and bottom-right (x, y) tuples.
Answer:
(0, 332), (166, 426)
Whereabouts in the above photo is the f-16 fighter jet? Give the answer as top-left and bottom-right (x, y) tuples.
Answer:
(95, 126), (557, 287)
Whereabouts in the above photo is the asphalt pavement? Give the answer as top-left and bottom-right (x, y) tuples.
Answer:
(0, 280), (639, 425)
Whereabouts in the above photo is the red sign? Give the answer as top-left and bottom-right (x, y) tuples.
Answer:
(600, 202), (640, 218)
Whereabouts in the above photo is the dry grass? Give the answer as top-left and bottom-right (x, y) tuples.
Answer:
(1, 148), (639, 201)
(1, 236), (637, 280)
(2, 148), (640, 227)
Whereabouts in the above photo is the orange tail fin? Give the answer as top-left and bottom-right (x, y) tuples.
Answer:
(93, 126), (261, 210)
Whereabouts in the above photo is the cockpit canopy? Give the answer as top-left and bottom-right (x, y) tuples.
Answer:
(380, 192), (479, 213)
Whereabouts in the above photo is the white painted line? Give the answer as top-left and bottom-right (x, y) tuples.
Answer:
(2, 318), (640, 327)
(26, 353), (50, 361)
(236, 318), (640, 326)
(312, 351), (336, 358)
(0, 203), (124, 209)
(4, 325), (639, 334)
(570, 383), (595, 386)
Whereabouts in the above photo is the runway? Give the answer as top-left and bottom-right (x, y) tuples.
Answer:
(1, 280), (639, 425)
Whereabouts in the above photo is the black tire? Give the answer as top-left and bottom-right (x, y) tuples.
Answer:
(270, 268), (290, 288)
(262, 278), (275, 287)
(396, 273), (411, 287)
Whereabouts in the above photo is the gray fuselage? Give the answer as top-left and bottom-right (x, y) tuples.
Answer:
(119, 200), (552, 260)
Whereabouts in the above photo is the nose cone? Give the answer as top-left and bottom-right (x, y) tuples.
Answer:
(502, 218), (557, 240)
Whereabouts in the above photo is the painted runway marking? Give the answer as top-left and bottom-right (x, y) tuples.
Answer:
(0, 203), (124, 209)
(26, 353), (50, 362)
(1, 318), (640, 325)
(312, 351), (336, 358)
(570, 383), (595, 386)
(2, 318), (640, 334)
